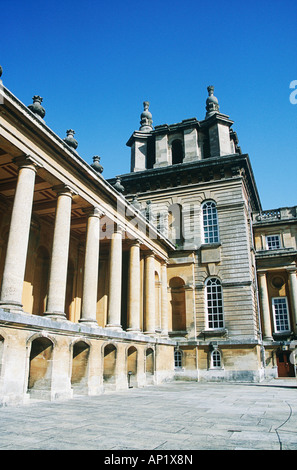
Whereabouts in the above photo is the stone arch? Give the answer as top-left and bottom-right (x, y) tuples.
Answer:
(174, 348), (183, 368)
(145, 347), (155, 383)
(127, 345), (138, 387)
(169, 276), (186, 332)
(70, 339), (90, 394)
(27, 335), (54, 398)
(103, 343), (117, 384)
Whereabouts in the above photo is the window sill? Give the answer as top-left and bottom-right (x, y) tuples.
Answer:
(200, 328), (228, 339)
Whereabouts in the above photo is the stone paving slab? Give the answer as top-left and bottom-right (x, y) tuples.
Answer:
(0, 380), (297, 451)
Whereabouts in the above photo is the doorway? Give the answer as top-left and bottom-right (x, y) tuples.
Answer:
(277, 351), (295, 377)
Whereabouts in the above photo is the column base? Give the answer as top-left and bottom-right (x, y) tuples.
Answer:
(79, 318), (99, 328)
(0, 300), (24, 314)
(105, 324), (122, 331)
(126, 328), (141, 333)
(43, 311), (68, 321)
(263, 336), (274, 341)
(144, 330), (156, 336)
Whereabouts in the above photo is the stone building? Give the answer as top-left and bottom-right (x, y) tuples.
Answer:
(0, 70), (296, 406)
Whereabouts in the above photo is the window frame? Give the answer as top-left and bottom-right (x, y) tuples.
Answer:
(205, 277), (224, 330)
(272, 297), (290, 333)
(210, 349), (223, 369)
(266, 234), (281, 250)
(202, 200), (219, 244)
(174, 349), (183, 368)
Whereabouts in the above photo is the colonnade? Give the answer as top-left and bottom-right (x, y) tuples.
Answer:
(0, 156), (169, 335)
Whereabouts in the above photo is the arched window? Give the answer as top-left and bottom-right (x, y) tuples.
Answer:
(205, 278), (224, 329)
(172, 139), (183, 165)
(174, 349), (182, 368)
(202, 201), (219, 244)
(211, 349), (222, 369)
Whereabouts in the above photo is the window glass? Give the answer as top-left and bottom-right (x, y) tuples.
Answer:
(266, 235), (281, 250)
(206, 278), (224, 329)
(202, 201), (219, 243)
(272, 297), (290, 332)
(174, 350), (182, 368)
(211, 350), (221, 368)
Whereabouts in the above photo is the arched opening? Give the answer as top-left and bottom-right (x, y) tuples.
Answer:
(71, 341), (90, 394)
(172, 139), (183, 165)
(205, 277), (224, 330)
(103, 344), (117, 385)
(127, 346), (138, 387)
(169, 277), (186, 333)
(168, 203), (184, 247)
(174, 349), (182, 368)
(146, 348), (154, 384)
(210, 349), (222, 369)
(32, 246), (50, 315)
(27, 336), (53, 398)
(202, 201), (219, 244)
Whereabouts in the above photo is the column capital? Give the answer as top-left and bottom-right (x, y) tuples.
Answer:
(144, 249), (156, 259)
(13, 154), (42, 172)
(83, 206), (105, 218)
(52, 183), (77, 197)
(287, 267), (297, 275)
(114, 223), (125, 235)
(161, 258), (169, 266)
(128, 238), (142, 247)
(258, 271), (267, 277)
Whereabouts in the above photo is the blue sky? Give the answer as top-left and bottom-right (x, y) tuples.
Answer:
(1, 0), (296, 210)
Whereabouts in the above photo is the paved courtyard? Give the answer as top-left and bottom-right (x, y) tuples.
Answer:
(0, 379), (297, 451)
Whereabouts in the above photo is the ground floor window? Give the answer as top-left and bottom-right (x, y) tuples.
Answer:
(174, 349), (182, 368)
(272, 297), (290, 333)
(211, 349), (222, 368)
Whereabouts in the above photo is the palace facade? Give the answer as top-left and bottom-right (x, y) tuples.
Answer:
(0, 71), (296, 406)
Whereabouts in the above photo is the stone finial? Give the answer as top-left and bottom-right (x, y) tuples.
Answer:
(0, 65), (2, 78)
(28, 95), (46, 120)
(131, 195), (141, 211)
(63, 129), (78, 150)
(139, 101), (153, 131)
(205, 85), (220, 119)
(113, 176), (125, 193)
(91, 155), (103, 173)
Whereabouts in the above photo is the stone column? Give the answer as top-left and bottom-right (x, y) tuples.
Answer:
(44, 185), (74, 320)
(127, 240), (141, 332)
(160, 261), (168, 336)
(144, 251), (155, 335)
(288, 268), (297, 333)
(258, 272), (273, 339)
(79, 207), (104, 327)
(0, 156), (40, 312)
(106, 226), (123, 330)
